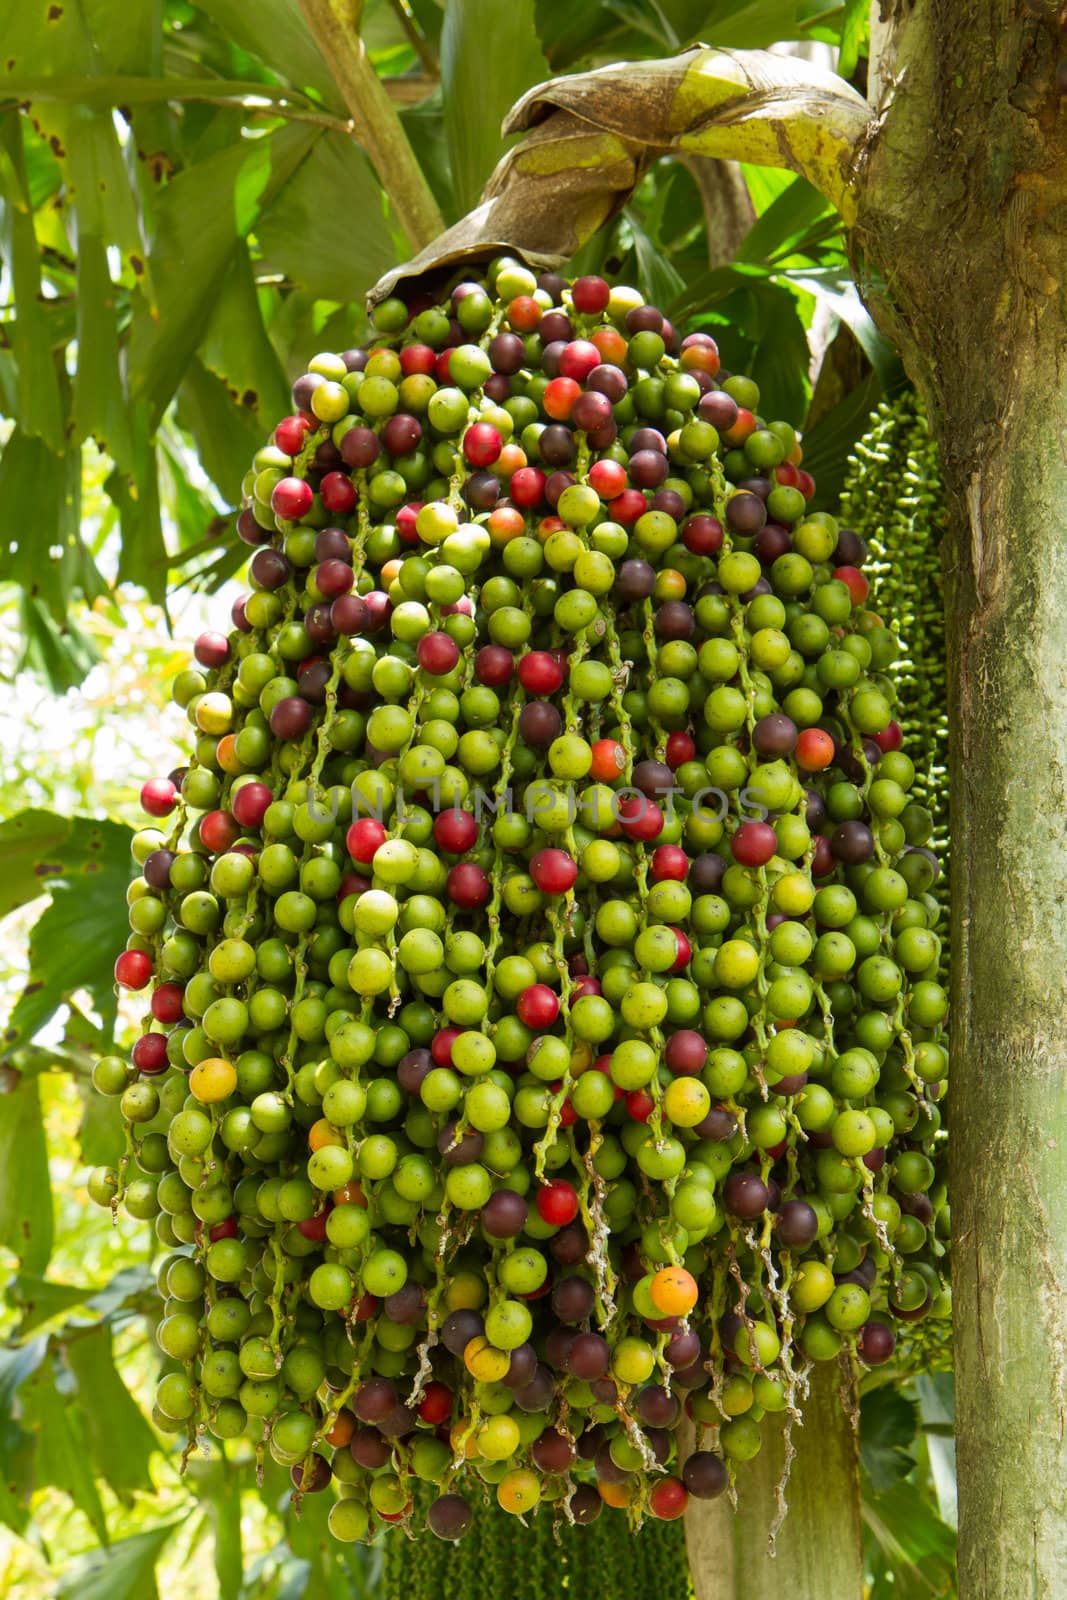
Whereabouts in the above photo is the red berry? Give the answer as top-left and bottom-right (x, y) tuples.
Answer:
(536, 1180), (579, 1227)
(418, 1382), (454, 1425)
(511, 467), (547, 508)
(209, 1216), (239, 1241)
(571, 276), (611, 315)
(416, 631), (461, 675)
(433, 809), (479, 854)
(812, 835), (835, 877)
(516, 984), (560, 1029)
(731, 820), (777, 867)
(447, 862), (490, 908)
(320, 471), (356, 514)
(396, 502), (422, 544)
(275, 414), (312, 456)
(665, 731), (696, 769)
(559, 340), (601, 383)
(474, 645), (514, 686)
(775, 461), (800, 487)
(132, 1031), (168, 1073)
(650, 846), (688, 883)
(517, 651), (565, 695)
(834, 565), (870, 604)
(270, 476), (314, 521)
(626, 1089), (655, 1123)
(682, 514), (723, 555)
(587, 458), (627, 499)
(572, 975), (602, 999)
(194, 631), (230, 668)
(140, 777), (178, 818)
(530, 849), (577, 895)
(649, 1477), (688, 1520)
(797, 469), (816, 500)
(608, 488), (649, 526)
(150, 982), (185, 1024)
(670, 928), (692, 972)
(199, 810), (240, 855)
(558, 1097), (578, 1128)
(618, 795), (664, 842)
(664, 1030), (707, 1076)
(432, 1027), (463, 1066)
(231, 781), (273, 830)
(297, 1211), (329, 1242)
(873, 720), (903, 753)
(337, 870), (371, 902)
(347, 818), (387, 864)
(463, 423), (503, 467)
(400, 344), (436, 377)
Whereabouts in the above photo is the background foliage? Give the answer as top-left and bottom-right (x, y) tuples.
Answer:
(0, 1), (949, 1593)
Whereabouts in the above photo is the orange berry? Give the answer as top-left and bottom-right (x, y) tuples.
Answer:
(649, 1265), (699, 1318)
(308, 1118), (344, 1152)
(325, 1408), (356, 1447)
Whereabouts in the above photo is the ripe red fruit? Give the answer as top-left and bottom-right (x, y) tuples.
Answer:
(536, 1180), (579, 1227)
(517, 651), (565, 695)
(274, 414), (312, 456)
(270, 476), (314, 520)
(132, 1032), (168, 1073)
(651, 845), (688, 882)
(462, 423), (503, 467)
(140, 778), (177, 818)
(775, 461), (800, 487)
(665, 731), (696, 769)
(396, 502), (422, 544)
(797, 468), (816, 500)
(572, 975), (602, 999)
(474, 645), (514, 686)
(834, 564), (870, 604)
(433, 809), (478, 854)
(232, 781), (273, 830)
(199, 810), (240, 854)
(571, 276), (611, 315)
(416, 631), (461, 675)
(400, 343), (436, 376)
(731, 820), (778, 867)
(297, 1211), (329, 1242)
(431, 1027), (464, 1067)
(649, 1478), (689, 1520)
(209, 1216), (238, 1241)
(418, 1382), (454, 1425)
(507, 295), (542, 332)
(664, 1030), (707, 1076)
(347, 818), (387, 863)
(795, 728), (836, 771)
(516, 984), (560, 1029)
(873, 720), (903, 753)
(447, 862), (490, 908)
(608, 488), (649, 526)
(618, 795), (664, 842)
(543, 377), (581, 420)
(194, 631), (230, 668)
(626, 1090), (655, 1123)
(589, 739), (626, 782)
(150, 982), (185, 1024)
(320, 471), (356, 513)
(530, 849), (578, 895)
(670, 928), (692, 972)
(587, 458), (627, 499)
(682, 514), (724, 555)
(510, 466), (547, 508)
(559, 340), (601, 382)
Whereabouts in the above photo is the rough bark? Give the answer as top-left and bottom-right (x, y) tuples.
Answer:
(857, 5), (1067, 1596)
(681, 1365), (864, 1600)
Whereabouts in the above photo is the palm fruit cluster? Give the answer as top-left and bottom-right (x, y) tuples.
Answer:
(92, 259), (950, 1545)
(840, 394), (949, 907)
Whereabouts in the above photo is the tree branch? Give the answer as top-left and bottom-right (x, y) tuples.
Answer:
(296, 0), (444, 251)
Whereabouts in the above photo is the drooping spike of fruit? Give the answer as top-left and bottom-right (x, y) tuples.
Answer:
(99, 264), (949, 1555)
